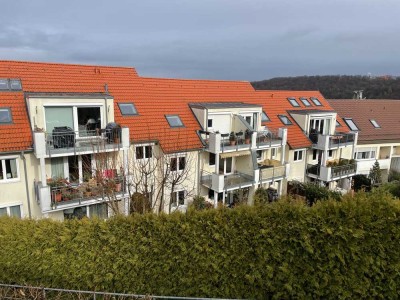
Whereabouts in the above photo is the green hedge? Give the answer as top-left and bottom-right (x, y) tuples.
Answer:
(1, 191), (400, 299)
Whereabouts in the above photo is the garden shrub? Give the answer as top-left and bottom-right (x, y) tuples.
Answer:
(0, 191), (400, 299)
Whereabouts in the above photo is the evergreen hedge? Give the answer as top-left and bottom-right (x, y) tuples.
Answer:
(1, 191), (400, 299)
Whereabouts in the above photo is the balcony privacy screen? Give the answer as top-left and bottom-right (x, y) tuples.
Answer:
(45, 107), (74, 133)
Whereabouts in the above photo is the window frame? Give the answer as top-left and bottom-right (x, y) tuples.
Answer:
(293, 150), (304, 162)
(288, 97), (300, 107)
(0, 107), (13, 124)
(310, 97), (323, 106)
(278, 115), (293, 125)
(171, 190), (186, 207)
(118, 102), (139, 116)
(0, 78), (22, 91)
(300, 97), (312, 107)
(170, 155), (186, 172)
(135, 145), (153, 160)
(343, 118), (359, 131)
(209, 153), (216, 166)
(165, 115), (184, 128)
(0, 204), (22, 218)
(370, 119), (381, 128)
(261, 111), (270, 122)
(0, 156), (20, 183)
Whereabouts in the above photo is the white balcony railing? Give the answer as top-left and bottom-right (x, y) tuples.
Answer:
(309, 132), (355, 149)
(200, 170), (254, 192)
(33, 127), (129, 158)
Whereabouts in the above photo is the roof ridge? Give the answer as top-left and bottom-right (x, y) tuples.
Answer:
(0, 59), (137, 71)
(141, 76), (250, 84)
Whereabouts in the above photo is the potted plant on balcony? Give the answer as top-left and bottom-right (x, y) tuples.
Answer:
(229, 131), (236, 146)
(47, 178), (63, 203)
(245, 129), (252, 144)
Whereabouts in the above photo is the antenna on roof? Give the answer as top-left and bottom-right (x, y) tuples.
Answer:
(104, 83), (108, 94)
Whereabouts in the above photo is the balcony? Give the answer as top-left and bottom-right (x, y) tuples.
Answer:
(310, 132), (355, 150)
(306, 162), (356, 182)
(200, 170), (254, 192)
(36, 176), (126, 212)
(258, 159), (287, 182)
(33, 127), (129, 158)
(199, 127), (286, 154)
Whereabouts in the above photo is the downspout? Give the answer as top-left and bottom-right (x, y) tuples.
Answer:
(197, 149), (201, 196)
(104, 84), (109, 124)
(21, 151), (32, 219)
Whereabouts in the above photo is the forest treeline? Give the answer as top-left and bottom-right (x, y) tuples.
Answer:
(251, 75), (400, 99)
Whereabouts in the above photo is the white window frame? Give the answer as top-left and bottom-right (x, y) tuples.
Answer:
(256, 150), (263, 161)
(170, 154), (186, 172)
(0, 156), (20, 183)
(293, 150), (304, 162)
(135, 145), (153, 160)
(343, 118), (359, 131)
(312, 149), (318, 161)
(271, 148), (277, 159)
(0, 204), (22, 218)
(355, 149), (376, 160)
(370, 119), (381, 128)
(171, 190), (186, 207)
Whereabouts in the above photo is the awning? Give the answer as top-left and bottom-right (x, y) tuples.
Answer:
(220, 150), (251, 159)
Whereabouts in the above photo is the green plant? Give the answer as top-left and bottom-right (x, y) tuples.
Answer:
(253, 187), (269, 205)
(191, 195), (211, 210)
(369, 160), (382, 185)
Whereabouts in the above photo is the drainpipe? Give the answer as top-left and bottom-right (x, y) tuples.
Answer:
(104, 84), (109, 124)
(21, 151), (32, 219)
(197, 149), (201, 196)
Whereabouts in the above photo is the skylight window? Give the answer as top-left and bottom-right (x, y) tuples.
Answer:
(300, 97), (311, 107)
(0, 108), (12, 124)
(166, 115), (184, 128)
(0, 79), (9, 90)
(288, 97), (300, 107)
(118, 103), (138, 116)
(261, 111), (270, 122)
(9, 79), (22, 90)
(343, 118), (359, 131)
(370, 119), (381, 128)
(0, 79), (22, 91)
(311, 97), (322, 106)
(278, 115), (292, 125)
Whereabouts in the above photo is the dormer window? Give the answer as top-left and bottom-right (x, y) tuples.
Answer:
(166, 115), (184, 128)
(278, 115), (292, 125)
(261, 111), (270, 122)
(370, 119), (381, 128)
(311, 97), (322, 106)
(300, 97), (311, 107)
(288, 97), (300, 107)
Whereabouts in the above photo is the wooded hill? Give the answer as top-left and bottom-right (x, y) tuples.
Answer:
(251, 75), (400, 99)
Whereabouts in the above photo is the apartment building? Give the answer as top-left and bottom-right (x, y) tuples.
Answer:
(329, 99), (400, 182)
(0, 60), (357, 220)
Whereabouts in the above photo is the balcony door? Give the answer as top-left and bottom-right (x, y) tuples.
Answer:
(309, 118), (331, 135)
(219, 157), (233, 175)
(45, 107), (74, 133)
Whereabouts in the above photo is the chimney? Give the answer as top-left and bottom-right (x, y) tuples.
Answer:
(353, 90), (364, 99)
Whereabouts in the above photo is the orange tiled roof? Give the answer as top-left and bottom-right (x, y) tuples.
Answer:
(328, 99), (400, 143)
(0, 60), (350, 153)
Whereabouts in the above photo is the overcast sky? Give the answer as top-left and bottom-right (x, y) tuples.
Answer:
(1, 0), (399, 80)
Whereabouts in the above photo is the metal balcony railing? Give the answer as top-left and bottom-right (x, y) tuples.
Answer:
(259, 165), (286, 181)
(306, 164), (320, 176)
(328, 133), (355, 147)
(224, 171), (254, 189)
(331, 163), (356, 178)
(255, 129), (282, 147)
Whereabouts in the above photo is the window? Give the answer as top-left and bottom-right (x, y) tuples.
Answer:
(310, 97), (322, 106)
(165, 115), (184, 128)
(0, 158), (19, 182)
(118, 103), (138, 116)
(294, 150), (303, 162)
(207, 119), (213, 128)
(328, 150), (333, 158)
(89, 203), (108, 219)
(370, 119), (381, 128)
(171, 156), (186, 171)
(355, 150), (376, 160)
(256, 150), (263, 160)
(0, 108), (12, 124)
(261, 111), (270, 122)
(10, 79), (22, 90)
(0, 79), (22, 91)
(0, 205), (21, 218)
(300, 97), (311, 106)
(288, 97), (300, 107)
(336, 120), (341, 127)
(271, 148), (276, 158)
(171, 190), (186, 206)
(136, 145), (152, 160)
(209, 153), (215, 166)
(343, 118), (359, 131)
(278, 115), (292, 125)
(312, 149), (318, 160)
